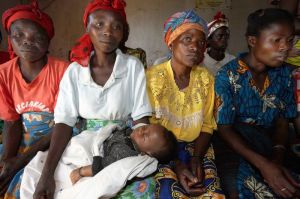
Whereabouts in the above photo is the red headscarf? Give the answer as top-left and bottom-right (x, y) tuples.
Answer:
(2, 0), (54, 59)
(70, 0), (127, 67)
(207, 12), (229, 38)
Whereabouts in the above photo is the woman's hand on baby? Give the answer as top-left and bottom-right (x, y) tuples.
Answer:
(70, 168), (82, 185)
(175, 161), (205, 196)
(260, 161), (300, 198)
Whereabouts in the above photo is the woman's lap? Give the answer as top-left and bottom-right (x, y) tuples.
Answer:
(213, 133), (240, 197)
(84, 119), (156, 199)
(155, 143), (225, 199)
(0, 112), (54, 199)
(213, 123), (300, 199)
(114, 176), (156, 199)
(115, 142), (225, 199)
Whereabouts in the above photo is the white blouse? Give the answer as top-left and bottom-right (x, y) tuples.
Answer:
(203, 51), (235, 76)
(54, 49), (152, 127)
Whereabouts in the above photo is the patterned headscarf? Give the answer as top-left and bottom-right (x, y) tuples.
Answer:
(207, 12), (229, 38)
(163, 10), (208, 47)
(70, 0), (127, 67)
(2, 0), (54, 59)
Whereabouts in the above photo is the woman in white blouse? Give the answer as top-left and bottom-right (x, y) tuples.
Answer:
(33, 1), (152, 198)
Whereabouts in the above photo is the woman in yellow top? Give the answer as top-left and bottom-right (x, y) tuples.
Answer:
(146, 10), (224, 199)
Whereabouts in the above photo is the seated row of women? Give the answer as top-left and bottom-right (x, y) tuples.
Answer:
(0, 0), (299, 198)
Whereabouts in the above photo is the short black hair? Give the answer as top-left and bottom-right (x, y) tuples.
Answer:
(152, 129), (178, 164)
(246, 8), (294, 37)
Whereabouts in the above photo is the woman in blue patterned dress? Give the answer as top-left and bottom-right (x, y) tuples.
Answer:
(215, 8), (300, 199)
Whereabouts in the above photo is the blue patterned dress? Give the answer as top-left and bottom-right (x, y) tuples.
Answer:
(0, 112), (80, 199)
(0, 112), (55, 199)
(215, 53), (300, 198)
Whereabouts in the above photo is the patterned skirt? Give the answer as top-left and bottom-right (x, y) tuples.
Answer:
(154, 142), (225, 199)
(215, 124), (300, 199)
(0, 112), (55, 199)
(1, 112), (82, 199)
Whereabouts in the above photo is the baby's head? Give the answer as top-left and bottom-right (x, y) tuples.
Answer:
(130, 124), (177, 164)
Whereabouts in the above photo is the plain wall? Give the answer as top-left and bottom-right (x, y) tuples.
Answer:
(0, 0), (19, 49)
(0, 0), (272, 65)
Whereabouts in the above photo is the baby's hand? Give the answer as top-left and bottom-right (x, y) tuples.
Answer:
(70, 168), (82, 185)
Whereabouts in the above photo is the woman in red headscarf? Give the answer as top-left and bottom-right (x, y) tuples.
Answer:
(0, 1), (69, 198)
(33, 0), (152, 198)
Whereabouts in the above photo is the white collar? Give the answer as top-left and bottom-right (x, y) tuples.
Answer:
(79, 49), (128, 86)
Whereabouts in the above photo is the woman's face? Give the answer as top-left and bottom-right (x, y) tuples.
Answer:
(208, 26), (230, 51)
(171, 28), (206, 67)
(87, 10), (124, 54)
(249, 22), (294, 67)
(9, 19), (49, 62)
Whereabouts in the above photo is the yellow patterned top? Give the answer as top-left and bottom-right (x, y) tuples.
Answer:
(146, 60), (216, 142)
(286, 38), (300, 67)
